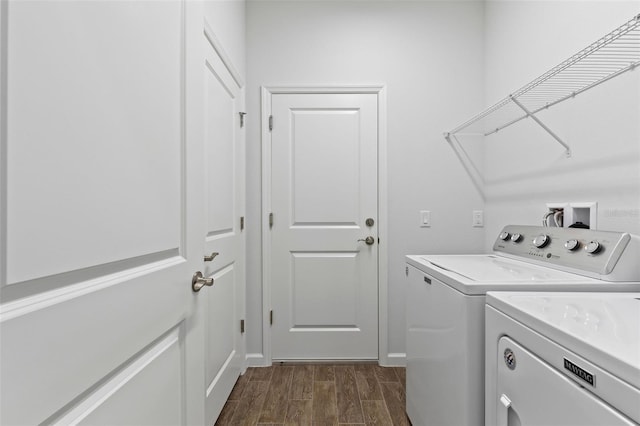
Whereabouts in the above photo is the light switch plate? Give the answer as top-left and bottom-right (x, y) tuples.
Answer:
(420, 210), (431, 227)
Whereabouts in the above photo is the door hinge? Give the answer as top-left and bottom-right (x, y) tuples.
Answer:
(269, 212), (274, 229)
(270, 310), (273, 325)
(268, 115), (273, 131)
(240, 216), (245, 231)
(240, 319), (245, 334)
(239, 112), (246, 128)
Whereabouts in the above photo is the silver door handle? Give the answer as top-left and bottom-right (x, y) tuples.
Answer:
(192, 271), (214, 292)
(204, 252), (219, 262)
(357, 236), (375, 245)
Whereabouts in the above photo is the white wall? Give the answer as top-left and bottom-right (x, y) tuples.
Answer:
(245, 1), (486, 362)
(482, 1), (640, 248)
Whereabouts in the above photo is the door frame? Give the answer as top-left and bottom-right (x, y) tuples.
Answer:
(260, 85), (388, 365)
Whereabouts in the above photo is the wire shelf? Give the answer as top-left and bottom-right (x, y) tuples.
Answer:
(445, 13), (640, 156)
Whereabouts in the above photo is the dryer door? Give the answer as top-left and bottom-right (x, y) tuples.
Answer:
(495, 337), (635, 426)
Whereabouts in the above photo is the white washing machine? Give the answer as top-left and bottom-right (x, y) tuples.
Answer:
(485, 291), (640, 425)
(405, 225), (640, 426)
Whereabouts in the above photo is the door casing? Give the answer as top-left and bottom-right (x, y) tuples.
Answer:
(260, 85), (388, 365)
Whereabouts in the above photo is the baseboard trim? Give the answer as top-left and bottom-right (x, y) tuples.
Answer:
(273, 359), (378, 364)
(247, 352), (406, 367)
(245, 353), (267, 367)
(384, 353), (406, 367)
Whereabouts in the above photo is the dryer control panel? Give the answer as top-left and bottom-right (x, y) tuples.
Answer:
(493, 225), (639, 281)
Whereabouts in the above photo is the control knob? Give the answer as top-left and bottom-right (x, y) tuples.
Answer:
(584, 241), (602, 254)
(564, 239), (580, 251)
(510, 233), (522, 243)
(533, 234), (550, 248)
(499, 231), (510, 241)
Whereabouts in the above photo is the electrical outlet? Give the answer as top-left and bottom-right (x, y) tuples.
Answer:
(472, 210), (484, 227)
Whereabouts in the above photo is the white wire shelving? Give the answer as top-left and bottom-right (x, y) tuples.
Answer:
(444, 13), (640, 158)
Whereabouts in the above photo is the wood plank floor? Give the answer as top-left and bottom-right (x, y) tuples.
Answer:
(214, 364), (410, 426)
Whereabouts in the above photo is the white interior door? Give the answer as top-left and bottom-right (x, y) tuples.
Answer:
(269, 92), (379, 360)
(201, 27), (245, 423)
(0, 1), (205, 424)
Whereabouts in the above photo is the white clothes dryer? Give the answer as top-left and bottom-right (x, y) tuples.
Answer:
(405, 225), (640, 426)
(485, 291), (640, 425)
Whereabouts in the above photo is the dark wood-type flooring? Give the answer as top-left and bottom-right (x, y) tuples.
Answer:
(214, 364), (410, 426)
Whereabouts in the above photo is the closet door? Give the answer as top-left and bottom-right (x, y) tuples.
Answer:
(0, 1), (205, 424)
(201, 25), (246, 424)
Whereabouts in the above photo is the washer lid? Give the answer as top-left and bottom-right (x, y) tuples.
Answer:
(405, 254), (640, 294)
(417, 255), (596, 283)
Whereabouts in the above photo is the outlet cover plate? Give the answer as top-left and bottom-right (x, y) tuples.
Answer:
(473, 210), (484, 227)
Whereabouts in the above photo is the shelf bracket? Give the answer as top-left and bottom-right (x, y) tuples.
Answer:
(510, 95), (572, 158)
(444, 132), (486, 201)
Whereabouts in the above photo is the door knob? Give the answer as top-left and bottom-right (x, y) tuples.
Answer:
(204, 252), (219, 262)
(192, 271), (214, 292)
(358, 236), (375, 245)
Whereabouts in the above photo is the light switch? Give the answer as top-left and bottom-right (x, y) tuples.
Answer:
(420, 210), (431, 227)
(473, 210), (484, 227)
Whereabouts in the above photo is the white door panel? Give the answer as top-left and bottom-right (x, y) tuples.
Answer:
(270, 93), (378, 360)
(205, 68), (235, 235)
(202, 31), (245, 424)
(4, 0), (182, 285)
(206, 265), (236, 377)
(54, 329), (184, 426)
(1, 261), (187, 425)
(1, 1), (206, 424)
(291, 252), (359, 326)
(290, 109), (361, 225)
